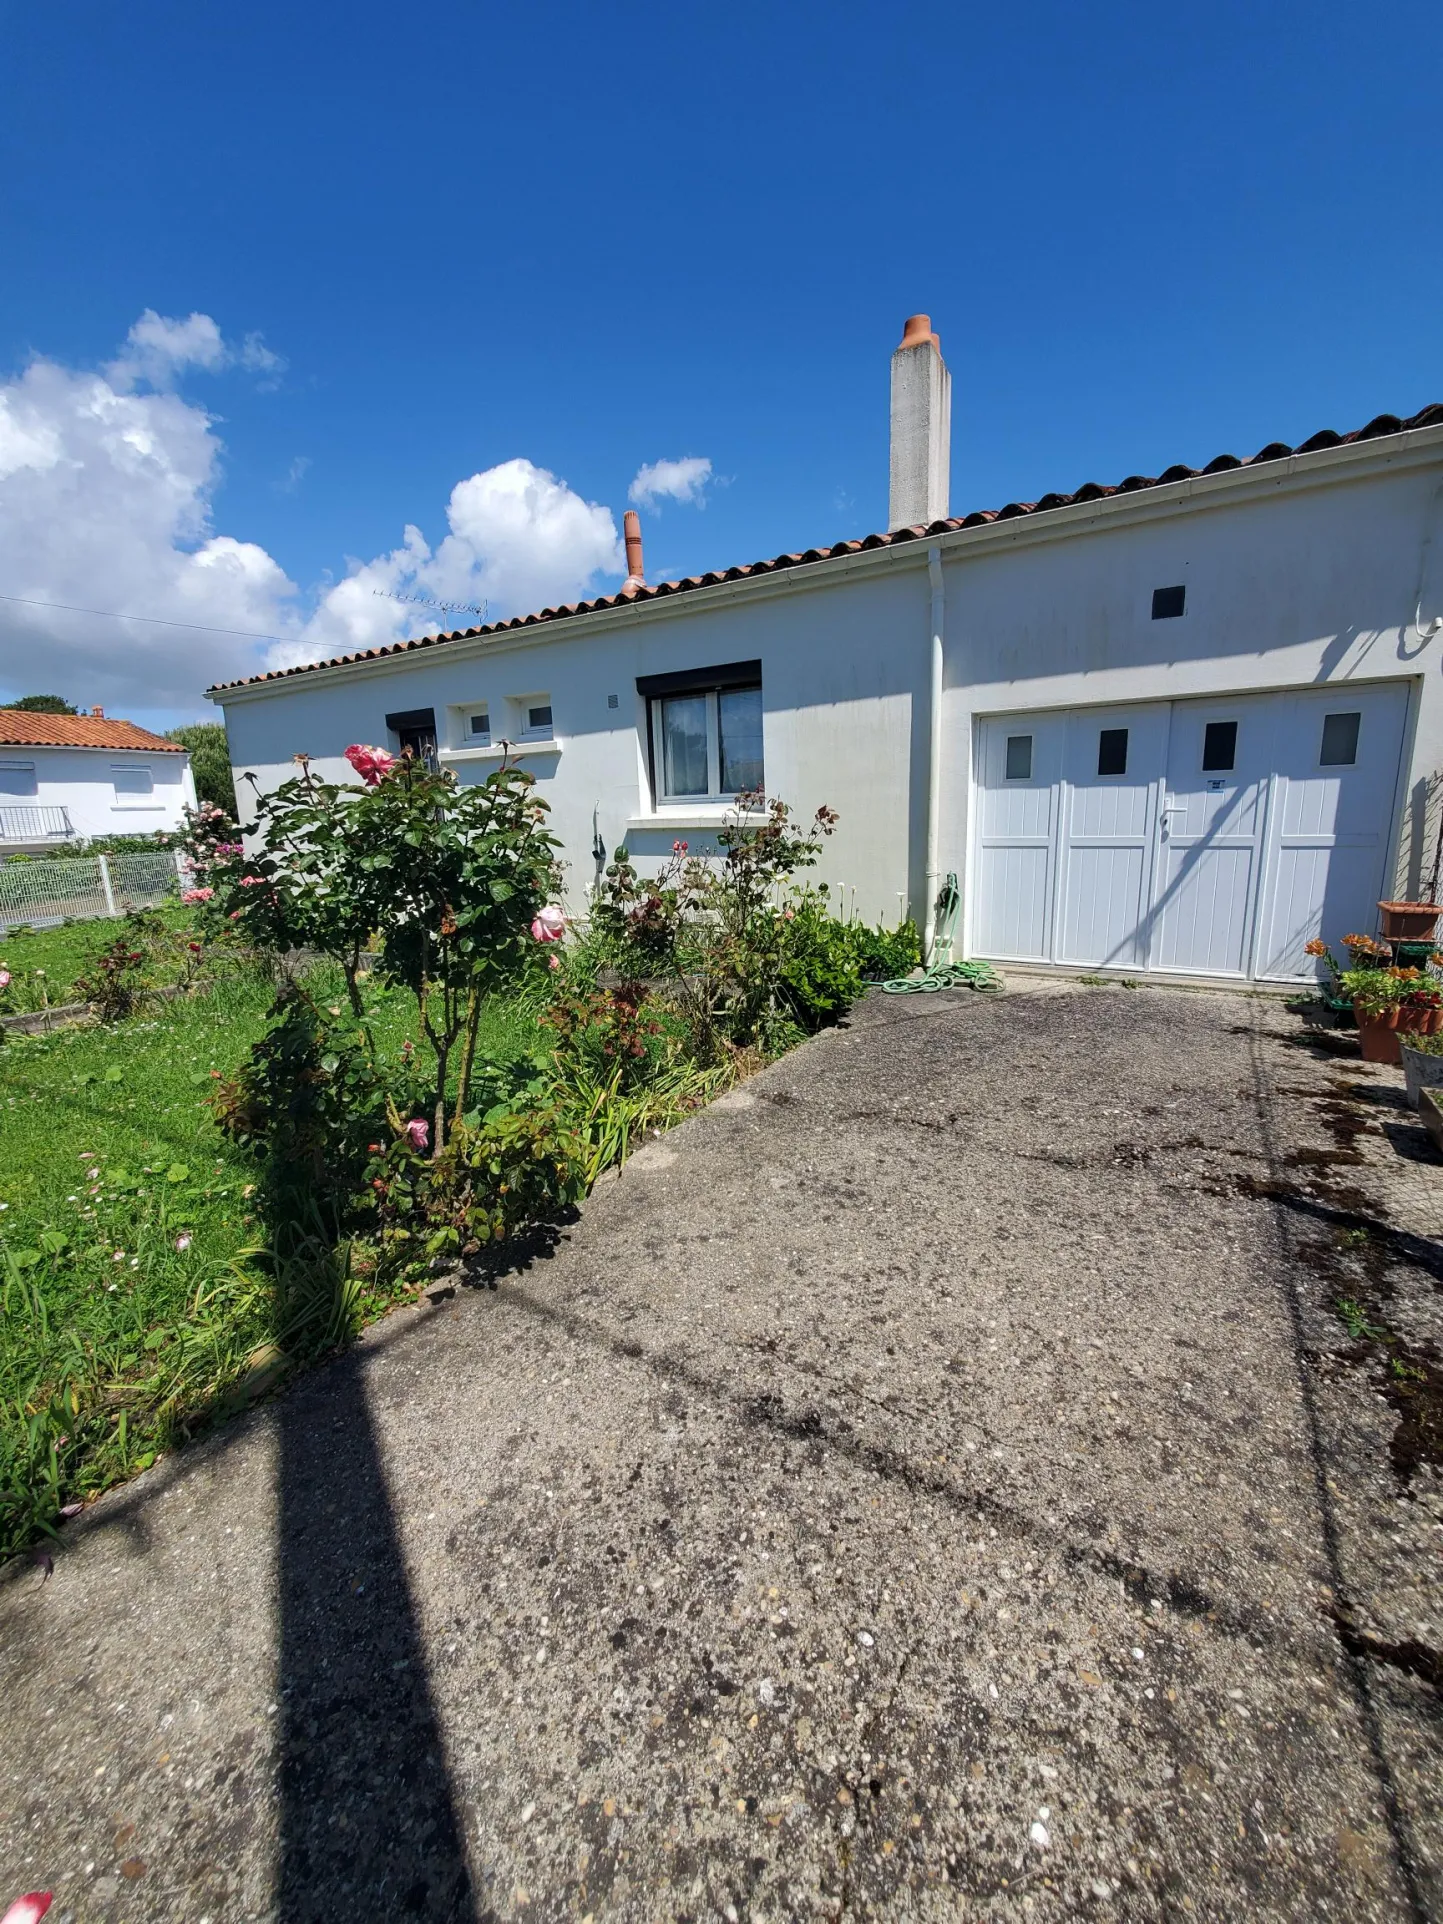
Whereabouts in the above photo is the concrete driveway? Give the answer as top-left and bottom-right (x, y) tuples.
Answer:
(2, 980), (1440, 1922)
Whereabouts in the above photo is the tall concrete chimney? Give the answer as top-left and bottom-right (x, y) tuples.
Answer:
(620, 509), (646, 597)
(888, 314), (951, 530)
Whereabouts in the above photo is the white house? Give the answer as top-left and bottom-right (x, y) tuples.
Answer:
(211, 319), (1443, 986)
(0, 710), (197, 847)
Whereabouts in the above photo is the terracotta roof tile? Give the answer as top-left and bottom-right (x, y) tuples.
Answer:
(0, 712), (185, 752)
(209, 401), (1443, 696)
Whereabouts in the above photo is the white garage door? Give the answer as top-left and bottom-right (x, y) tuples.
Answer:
(970, 684), (1409, 981)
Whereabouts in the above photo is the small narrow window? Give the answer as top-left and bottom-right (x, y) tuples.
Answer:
(1320, 712), (1361, 767)
(112, 765), (153, 798)
(1202, 720), (1237, 772)
(0, 762), (36, 797)
(527, 703), (553, 734)
(1152, 585), (1186, 620)
(1097, 728), (1129, 777)
(607, 693), (619, 710)
(1004, 734), (1033, 781)
(468, 710), (490, 743)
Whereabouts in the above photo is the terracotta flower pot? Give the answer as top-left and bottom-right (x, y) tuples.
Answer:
(1354, 999), (1403, 1064)
(1397, 1005), (1427, 1037)
(1378, 900), (1442, 941)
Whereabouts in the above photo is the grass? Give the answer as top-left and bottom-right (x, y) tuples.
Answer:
(0, 905), (195, 1014)
(0, 967), (550, 1560)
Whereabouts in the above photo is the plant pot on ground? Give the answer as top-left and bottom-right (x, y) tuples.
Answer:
(1354, 1000), (1403, 1064)
(1400, 1030), (1443, 1109)
(1379, 900), (1442, 941)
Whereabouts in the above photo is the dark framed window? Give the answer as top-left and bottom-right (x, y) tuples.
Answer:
(637, 661), (764, 802)
(1319, 711), (1360, 767)
(1202, 720), (1238, 772)
(386, 706), (438, 770)
(1097, 728), (1129, 777)
(1004, 734), (1033, 781)
(1152, 585), (1186, 620)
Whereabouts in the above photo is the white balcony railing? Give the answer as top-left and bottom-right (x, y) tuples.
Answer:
(0, 805), (73, 842)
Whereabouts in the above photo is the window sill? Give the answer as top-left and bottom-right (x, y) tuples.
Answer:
(439, 739), (561, 763)
(626, 807), (765, 833)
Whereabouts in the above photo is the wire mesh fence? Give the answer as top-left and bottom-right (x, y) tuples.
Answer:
(0, 851), (186, 930)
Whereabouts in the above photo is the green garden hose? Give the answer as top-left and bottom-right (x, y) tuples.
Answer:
(881, 873), (1004, 995)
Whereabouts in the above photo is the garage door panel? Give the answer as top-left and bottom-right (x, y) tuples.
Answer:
(1154, 845), (1255, 976)
(1057, 844), (1149, 967)
(974, 844), (1052, 960)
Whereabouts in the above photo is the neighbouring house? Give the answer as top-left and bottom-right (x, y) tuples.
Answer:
(0, 709), (197, 849)
(210, 318), (1443, 986)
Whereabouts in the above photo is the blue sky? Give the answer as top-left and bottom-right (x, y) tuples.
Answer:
(1, 0), (1440, 729)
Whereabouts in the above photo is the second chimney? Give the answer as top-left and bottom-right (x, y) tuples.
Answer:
(888, 314), (951, 530)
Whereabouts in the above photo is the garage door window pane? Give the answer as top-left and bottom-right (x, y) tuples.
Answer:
(719, 686), (764, 794)
(660, 695), (709, 797)
(1005, 735), (1033, 781)
(1097, 729), (1129, 777)
(1202, 721), (1237, 772)
(1320, 712), (1360, 767)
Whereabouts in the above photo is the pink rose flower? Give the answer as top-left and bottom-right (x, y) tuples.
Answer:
(343, 743), (398, 786)
(530, 905), (565, 943)
(0, 971), (10, 989)
(3, 1895), (53, 1923)
(672, 839), (689, 854)
(180, 888), (214, 904)
(404, 1118), (429, 1151)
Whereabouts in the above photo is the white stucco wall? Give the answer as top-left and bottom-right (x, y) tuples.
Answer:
(216, 427), (1443, 943)
(0, 746), (196, 843)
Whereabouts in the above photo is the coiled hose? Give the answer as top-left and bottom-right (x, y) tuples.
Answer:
(881, 872), (1004, 995)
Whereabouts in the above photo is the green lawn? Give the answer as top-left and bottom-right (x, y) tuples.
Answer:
(0, 905), (194, 1014)
(0, 969), (545, 1560)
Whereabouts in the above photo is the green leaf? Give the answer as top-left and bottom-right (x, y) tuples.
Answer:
(11, 1249), (41, 1270)
(104, 1065), (123, 1083)
(166, 1163), (190, 1184)
(38, 1229), (68, 1254)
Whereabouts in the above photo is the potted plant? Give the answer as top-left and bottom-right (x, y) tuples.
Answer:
(1341, 964), (1410, 1063)
(1399, 1028), (1443, 1110)
(1305, 935), (1389, 1023)
(1378, 900), (1442, 941)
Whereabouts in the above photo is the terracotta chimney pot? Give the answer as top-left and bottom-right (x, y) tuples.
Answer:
(898, 314), (941, 352)
(620, 509), (646, 596)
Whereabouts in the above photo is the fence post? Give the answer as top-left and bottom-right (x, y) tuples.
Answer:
(97, 853), (117, 918)
(173, 848), (187, 887)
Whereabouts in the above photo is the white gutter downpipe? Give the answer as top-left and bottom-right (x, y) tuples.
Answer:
(923, 544), (946, 959)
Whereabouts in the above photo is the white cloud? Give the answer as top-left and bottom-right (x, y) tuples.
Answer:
(628, 455), (713, 511)
(105, 309), (287, 391)
(0, 317), (629, 706)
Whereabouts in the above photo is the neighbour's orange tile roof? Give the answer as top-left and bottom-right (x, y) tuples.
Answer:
(0, 712), (185, 752)
(209, 402), (1443, 696)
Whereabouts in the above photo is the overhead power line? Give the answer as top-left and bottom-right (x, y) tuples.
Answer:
(0, 591), (296, 646)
